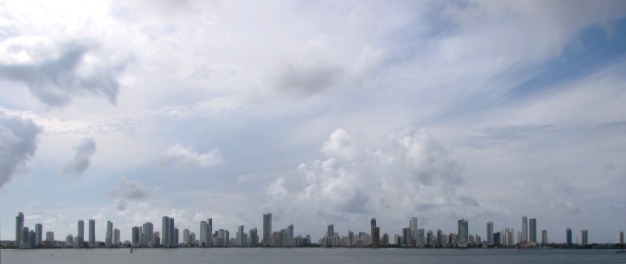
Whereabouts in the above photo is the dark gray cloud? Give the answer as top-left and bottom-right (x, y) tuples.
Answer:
(276, 63), (344, 96)
(0, 112), (42, 188)
(62, 138), (96, 176)
(109, 178), (150, 200)
(0, 42), (128, 106)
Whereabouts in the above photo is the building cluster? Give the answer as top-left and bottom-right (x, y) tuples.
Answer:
(7, 212), (625, 249)
(8, 212), (311, 249)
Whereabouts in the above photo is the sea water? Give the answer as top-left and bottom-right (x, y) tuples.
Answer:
(2, 248), (625, 264)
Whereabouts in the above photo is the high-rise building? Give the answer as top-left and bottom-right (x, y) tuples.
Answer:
(529, 218), (537, 244)
(521, 216), (528, 245)
(143, 222), (153, 247)
(114, 228), (120, 246)
(21, 227), (29, 248)
(326, 224), (335, 247)
(402, 227), (411, 247)
(162, 216), (170, 248)
(579, 229), (588, 247)
(486, 221), (494, 246)
(200, 221), (208, 247)
(409, 217), (418, 246)
(237, 225), (245, 247)
(35, 223), (43, 247)
(371, 218), (380, 247)
(618, 231), (624, 245)
(77, 220), (84, 248)
(416, 229), (425, 247)
(16, 212), (24, 245)
(457, 219), (469, 248)
(88, 219), (96, 248)
(132, 226), (140, 246)
(106, 221), (113, 247)
(263, 213), (272, 246)
(207, 218), (213, 247)
(541, 230), (548, 246)
(249, 227), (259, 247)
(566, 228), (572, 247)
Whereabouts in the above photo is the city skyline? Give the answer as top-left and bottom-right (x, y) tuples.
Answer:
(1, 1), (626, 245)
(6, 211), (622, 247)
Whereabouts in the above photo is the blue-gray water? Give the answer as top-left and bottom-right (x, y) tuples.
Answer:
(3, 248), (626, 264)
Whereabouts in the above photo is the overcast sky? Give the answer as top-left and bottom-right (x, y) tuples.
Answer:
(1, 0), (626, 244)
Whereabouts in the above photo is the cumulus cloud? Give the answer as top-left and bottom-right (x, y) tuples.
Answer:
(0, 112), (41, 188)
(0, 40), (129, 106)
(159, 144), (223, 167)
(276, 62), (344, 96)
(268, 128), (478, 226)
(62, 137), (97, 176)
(109, 178), (150, 211)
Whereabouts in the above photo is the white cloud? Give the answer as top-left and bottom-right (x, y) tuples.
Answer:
(159, 144), (223, 168)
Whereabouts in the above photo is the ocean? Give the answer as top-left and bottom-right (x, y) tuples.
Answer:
(2, 248), (625, 264)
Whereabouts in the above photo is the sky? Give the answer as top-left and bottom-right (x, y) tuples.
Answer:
(1, 0), (626, 244)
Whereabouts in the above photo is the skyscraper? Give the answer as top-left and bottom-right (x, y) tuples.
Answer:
(16, 212), (24, 245)
(35, 223), (43, 247)
(618, 231), (624, 245)
(207, 218), (213, 247)
(457, 219), (468, 248)
(263, 213), (272, 246)
(143, 222), (153, 247)
(521, 216), (528, 245)
(541, 230), (548, 246)
(106, 221), (113, 247)
(88, 219), (96, 248)
(371, 218), (380, 247)
(566, 228), (572, 247)
(529, 218), (537, 244)
(579, 229), (588, 247)
(486, 221), (494, 246)
(162, 216), (170, 248)
(409, 217), (418, 246)
(77, 220), (84, 248)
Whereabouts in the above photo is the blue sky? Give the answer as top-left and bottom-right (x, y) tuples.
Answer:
(1, 0), (626, 244)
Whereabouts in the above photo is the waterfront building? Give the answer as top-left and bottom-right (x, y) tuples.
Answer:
(579, 229), (588, 247)
(132, 226), (140, 246)
(66, 234), (74, 248)
(143, 222), (154, 247)
(541, 230), (548, 246)
(162, 216), (170, 247)
(16, 212), (24, 245)
(207, 218), (213, 247)
(77, 220), (84, 248)
(236, 225), (245, 247)
(618, 231), (624, 245)
(106, 221), (113, 247)
(114, 228), (120, 246)
(263, 213), (272, 246)
(566, 228), (572, 247)
(486, 221), (494, 246)
(21, 227), (30, 248)
(416, 229), (425, 247)
(410, 217), (418, 246)
(371, 218), (380, 247)
(249, 227), (259, 247)
(88, 219), (96, 248)
(458, 219), (468, 248)
(35, 223), (43, 247)
(521, 216), (528, 245)
(402, 227), (411, 247)
(529, 218), (537, 244)
(183, 229), (191, 245)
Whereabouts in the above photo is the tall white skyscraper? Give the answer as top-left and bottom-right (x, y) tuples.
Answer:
(579, 229), (588, 246)
(88, 219), (96, 248)
(409, 217), (418, 246)
(486, 221), (494, 246)
(263, 213), (272, 246)
(521, 216), (528, 245)
(143, 222), (153, 247)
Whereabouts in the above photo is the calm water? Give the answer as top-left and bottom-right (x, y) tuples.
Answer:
(2, 248), (626, 264)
